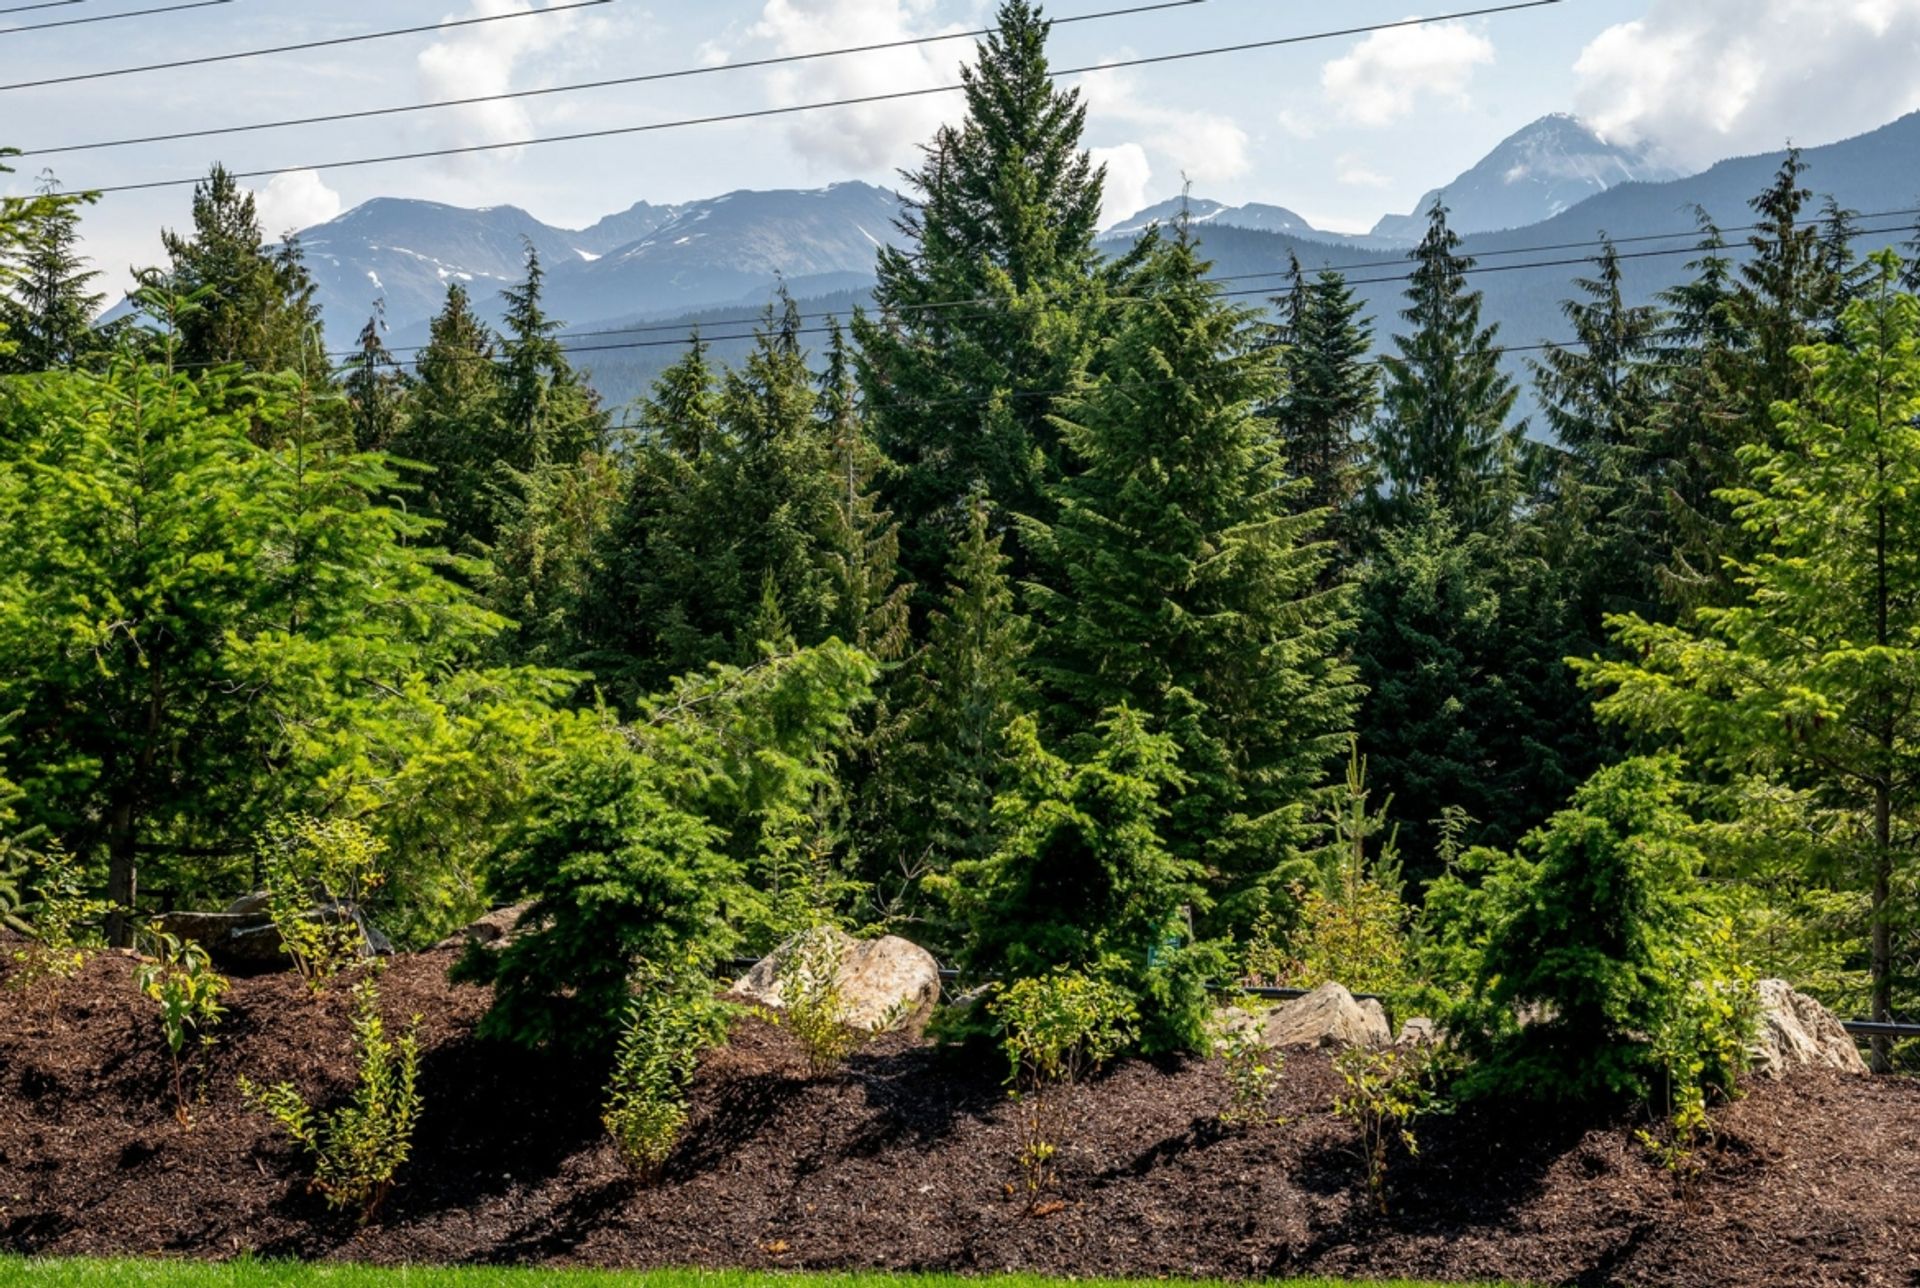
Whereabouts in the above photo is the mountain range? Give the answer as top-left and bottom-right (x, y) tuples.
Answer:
(284, 110), (1920, 407)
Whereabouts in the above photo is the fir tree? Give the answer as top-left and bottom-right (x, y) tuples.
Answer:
(392, 282), (507, 551)
(341, 304), (412, 453)
(1028, 227), (1360, 928)
(1371, 200), (1523, 532)
(855, 0), (1137, 594)
(0, 175), (106, 374)
(499, 243), (606, 467)
(818, 322), (911, 662)
(1271, 256), (1377, 566)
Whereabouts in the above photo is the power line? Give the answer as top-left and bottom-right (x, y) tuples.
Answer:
(0, 0), (611, 93)
(0, 0), (87, 14)
(68, 0), (1565, 195)
(326, 209), (1920, 362)
(2, 0), (227, 35)
(19, 0), (1205, 158)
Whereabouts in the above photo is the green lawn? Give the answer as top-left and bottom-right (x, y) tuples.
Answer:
(0, 1262), (1508, 1288)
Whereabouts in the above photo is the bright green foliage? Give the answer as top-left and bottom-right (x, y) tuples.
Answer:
(0, 351), (512, 944)
(603, 966), (732, 1179)
(465, 643), (876, 1051)
(1333, 1045), (1435, 1216)
(135, 926), (230, 1124)
(392, 283), (507, 551)
(1371, 201), (1524, 532)
(486, 450), (625, 667)
(1027, 228), (1359, 930)
(257, 815), (387, 991)
(856, 0), (1133, 590)
(865, 501), (1031, 942)
(1451, 758), (1752, 1105)
(137, 165), (327, 380)
(241, 971), (422, 1222)
(1272, 257), (1378, 565)
(951, 708), (1224, 1053)
(779, 924), (862, 1077)
(6, 844), (109, 986)
(1578, 257), (1920, 1067)
(1213, 1018), (1285, 1127)
(992, 967), (1137, 1198)
(1285, 744), (1415, 1003)
(0, 177), (108, 374)
(819, 323), (912, 664)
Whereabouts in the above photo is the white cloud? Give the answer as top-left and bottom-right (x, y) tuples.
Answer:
(1321, 19), (1495, 127)
(1090, 143), (1152, 228)
(416, 0), (614, 157)
(1574, 0), (1920, 169)
(746, 0), (971, 174)
(253, 170), (342, 237)
(1275, 108), (1319, 140)
(1081, 65), (1251, 184)
(1336, 154), (1392, 189)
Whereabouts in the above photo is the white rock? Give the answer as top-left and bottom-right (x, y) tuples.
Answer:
(731, 929), (942, 1035)
(1751, 979), (1869, 1078)
(1260, 982), (1393, 1050)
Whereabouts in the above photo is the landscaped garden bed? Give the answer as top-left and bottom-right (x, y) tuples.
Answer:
(4, 944), (1916, 1288)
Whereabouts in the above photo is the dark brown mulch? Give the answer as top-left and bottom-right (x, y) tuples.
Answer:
(3, 944), (1919, 1288)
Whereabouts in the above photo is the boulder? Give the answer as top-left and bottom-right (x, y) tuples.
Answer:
(731, 929), (942, 1035)
(153, 892), (391, 972)
(1397, 1017), (1440, 1047)
(436, 901), (535, 951)
(1751, 979), (1870, 1078)
(1259, 982), (1393, 1050)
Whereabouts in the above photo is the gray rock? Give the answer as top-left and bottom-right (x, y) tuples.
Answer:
(731, 929), (942, 1035)
(435, 901), (534, 951)
(1260, 982), (1394, 1050)
(154, 893), (390, 972)
(1397, 1017), (1440, 1047)
(1751, 979), (1869, 1078)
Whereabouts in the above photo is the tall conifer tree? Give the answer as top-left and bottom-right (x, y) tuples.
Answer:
(1272, 256), (1377, 566)
(0, 177), (105, 374)
(341, 304), (412, 453)
(393, 282), (507, 551)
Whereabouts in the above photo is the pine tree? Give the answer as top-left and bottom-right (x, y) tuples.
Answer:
(1371, 200), (1523, 532)
(818, 322), (911, 662)
(1271, 256), (1377, 566)
(341, 305), (412, 453)
(392, 282), (507, 551)
(139, 164), (327, 378)
(499, 243), (606, 466)
(0, 175), (106, 373)
(1028, 227), (1359, 928)
(854, 0), (1134, 594)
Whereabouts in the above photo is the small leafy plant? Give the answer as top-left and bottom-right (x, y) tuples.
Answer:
(1214, 1016), (1285, 1126)
(8, 844), (111, 991)
(241, 970), (421, 1221)
(1333, 1045), (1434, 1215)
(782, 925), (860, 1077)
(136, 926), (231, 1125)
(603, 968), (731, 1179)
(992, 969), (1137, 1202)
(257, 814), (387, 992)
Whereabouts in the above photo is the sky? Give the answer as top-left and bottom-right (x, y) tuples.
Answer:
(7, 0), (1920, 292)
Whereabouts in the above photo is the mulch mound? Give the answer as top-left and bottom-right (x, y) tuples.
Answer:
(3, 944), (1919, 1288)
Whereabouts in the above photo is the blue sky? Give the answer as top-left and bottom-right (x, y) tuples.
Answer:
(7, 0), (1919, 290)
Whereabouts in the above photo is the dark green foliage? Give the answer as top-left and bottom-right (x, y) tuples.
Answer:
(138, 165), (328, 381)
(341, 306), (412, 453)
(1026, 227), (1358, 927)
(949, 708), (1226, 1054)
(1449, 757), (1749, 1106)
(392, 283), (507, 552)
(1371, 201), (1524, 533)
(819, 322), (911, 663)
(1272, 256), (1377, 565)
(498, 244), (607, 467)
(0, 176), (107, 374)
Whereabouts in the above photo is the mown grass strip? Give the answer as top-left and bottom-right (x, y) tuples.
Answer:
(0, 1260), (1510, 1288)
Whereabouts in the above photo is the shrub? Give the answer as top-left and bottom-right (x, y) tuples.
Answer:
(992, 968), (1137, 1200)
(1213, 1015), (1285, 1126)
(603, 968), (732, 1179)
(7, 844), (111, 989)
(136, 926), (230, 1125)
(1449, 757), (1757, 1107)
(241, 971), (421, 1221)
(257, 815), (387, 991)
(1333, 1045), (1434, 1215)
(780, 925), (861, 1077)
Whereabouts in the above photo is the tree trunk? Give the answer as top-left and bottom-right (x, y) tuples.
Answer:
(105, 797), (138, 950)
(1871, 782), (1893, 1074)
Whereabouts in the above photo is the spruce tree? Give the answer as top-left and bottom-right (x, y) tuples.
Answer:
(1028, 227), (1359, 928)
(392, 282), (507, 551)
(499, 243), (606, 466)
(341, 304), (412, 453)
(140, 164), (327, 378)
(818, 322), (911, 662)
(0, 176), (106, 373)
(855, 0), (1131, 594)
(1271, 256), (1377, 565)
(1371, 200), (1523, 532)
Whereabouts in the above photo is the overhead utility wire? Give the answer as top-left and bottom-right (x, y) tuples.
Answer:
(2, 0), (227, 35)
(0, 0), (610, 93)
(19, 0), (1205, 157)
(68, 0), (1565, 194)
(333, 211), (1920, 362)
(0, 0), (87, 14)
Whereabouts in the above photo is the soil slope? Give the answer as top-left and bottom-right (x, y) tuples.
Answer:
(3, 945), (1917, 1288)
